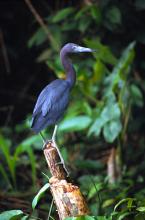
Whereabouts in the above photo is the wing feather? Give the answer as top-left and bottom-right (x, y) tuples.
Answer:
(31, 79), (71, 132)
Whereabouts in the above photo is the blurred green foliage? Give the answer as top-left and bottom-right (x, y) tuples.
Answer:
(0, 0), (145, 219)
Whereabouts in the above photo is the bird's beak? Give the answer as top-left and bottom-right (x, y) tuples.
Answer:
(74, 46), (96, 53)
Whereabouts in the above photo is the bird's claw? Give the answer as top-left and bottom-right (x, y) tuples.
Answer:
(42, 139), (69, 176)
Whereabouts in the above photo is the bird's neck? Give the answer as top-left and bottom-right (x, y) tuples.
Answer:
(60, 50), (76, 88)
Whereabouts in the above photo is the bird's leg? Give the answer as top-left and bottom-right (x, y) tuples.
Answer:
(52, 125), (69, 176)
(52, 124), (58, 142)
(39, 132), (47, 149)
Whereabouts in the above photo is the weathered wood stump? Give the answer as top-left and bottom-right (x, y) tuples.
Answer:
(43, 141), (89, 220)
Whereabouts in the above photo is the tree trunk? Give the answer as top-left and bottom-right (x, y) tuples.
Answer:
(107, 147), (121, 184)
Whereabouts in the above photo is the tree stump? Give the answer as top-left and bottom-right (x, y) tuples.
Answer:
(43, 141), (89, 220)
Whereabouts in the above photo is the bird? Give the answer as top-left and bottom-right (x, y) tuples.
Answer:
(31, 43), (94, 174)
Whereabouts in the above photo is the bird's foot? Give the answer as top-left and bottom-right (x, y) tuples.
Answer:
(52, 139), (69, 177)
(42, 139), (52, 150)
(42, 139), (69, 176)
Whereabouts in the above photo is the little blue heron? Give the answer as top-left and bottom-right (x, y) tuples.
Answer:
(31, 43), (94, 173)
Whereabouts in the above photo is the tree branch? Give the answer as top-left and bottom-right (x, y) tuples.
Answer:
(24, 0), (59, 50)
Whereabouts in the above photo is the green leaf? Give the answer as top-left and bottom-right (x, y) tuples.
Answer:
(106, 6), (122, 25)
(118, 212), (133, 220)
(82, 102), (92, 116)
(21, 216), (29, 220)
(130, 84), (144, 107)
(52, 7), (74, 22)
(93, 60), (106, 82)
(32, 183), (50, 209)
(0, 163), (11, 188)
(103, 119), (122, 143)
(59, 116), (92, 132)
(75, 6), (90, 20)
(88, 103), (121, 137)
(90, 6), (102, 24)
(96, 217), (108, 220)
(105, 41), (136, 92)
(27, 148), (36, 186)
(114, 198), (135, 211)
(37, 49), (51, 62)
(15, 135), (41, 156)
(28, 28), (47, 48)
(0, 210), (23, 220)
(137, 207), (145, 212)
(61, 22), (77, 31)
(0, 134), (16, 186)
(88, 117), (104, 137)
(101, 103), (121, 123)
(78, 175), (102, 190)
(88, 183), (103, 199)
(85, 38), (117, 65)
(78, 17), (91, 33)
(65, 216), (97, 220)
(102, 199), (115, 208)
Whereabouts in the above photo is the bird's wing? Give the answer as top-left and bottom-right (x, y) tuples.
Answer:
(33, 79), (70, 117)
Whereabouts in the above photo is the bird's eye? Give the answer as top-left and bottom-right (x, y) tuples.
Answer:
(72, 46), (77, 51)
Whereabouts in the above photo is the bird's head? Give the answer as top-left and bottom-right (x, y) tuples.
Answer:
(61, 43), (95, 54)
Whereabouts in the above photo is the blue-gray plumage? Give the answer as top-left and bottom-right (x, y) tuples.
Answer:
(31, 43), (94, 134)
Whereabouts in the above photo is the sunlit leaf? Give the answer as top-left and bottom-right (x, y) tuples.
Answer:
(59, 116), (92, 132)
(32, 183), (50, 209)
(0, 210), (23, 220)
(85, 39), (117, 65)
(102, 199), (115, 208)
(88, 117), (104, 137)
(103, 119), (122, 143)
(114, 198), (136, 211)
(88, 103), (121, 139)
(82, 102), (92, 116)
(137, 207), (145, 212)
(93, 60), (106, 82)
(21, 216), (29, 220)
(65, 216), (97, 220)
(101, 103), (121, 123)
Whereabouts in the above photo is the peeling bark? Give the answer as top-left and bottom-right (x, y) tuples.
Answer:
(43, 141), (89, 220)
